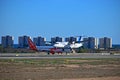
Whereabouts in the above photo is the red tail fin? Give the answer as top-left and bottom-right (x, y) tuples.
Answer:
(28, 37), (38, 51)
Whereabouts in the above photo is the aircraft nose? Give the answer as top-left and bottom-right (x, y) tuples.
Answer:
(54, 44), (58, 47)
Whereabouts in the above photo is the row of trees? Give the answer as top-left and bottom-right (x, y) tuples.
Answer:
(0, 45), (35, 53)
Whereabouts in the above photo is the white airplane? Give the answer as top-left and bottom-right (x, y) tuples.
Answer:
(28, 38), (71, 54)
(65, 42), (83, 48)
(65, 36), (83, 48)
(54, 36), (84, 49)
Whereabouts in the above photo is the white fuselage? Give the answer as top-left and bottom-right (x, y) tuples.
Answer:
(65, 43), (83, 48)
(53, 42), (69, 48)
(54, 41), (83, 49)
(69, 43), (83, 48)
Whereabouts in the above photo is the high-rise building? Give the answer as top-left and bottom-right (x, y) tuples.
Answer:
(65, 37), (69, 42)
(18, 36), (30, 48)
(51, 37), (63, 44)
(1, 35), (13, 48)
(65, 37), (77, 43)
(83, 37), (98, 49)
(99, 37), (112, 49)
(33, 36), (46, 46)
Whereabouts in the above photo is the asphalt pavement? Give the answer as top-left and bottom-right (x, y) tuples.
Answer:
(0, 53), (120, 59)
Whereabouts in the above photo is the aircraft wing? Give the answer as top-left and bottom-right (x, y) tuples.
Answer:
(75, 40), (88, 43)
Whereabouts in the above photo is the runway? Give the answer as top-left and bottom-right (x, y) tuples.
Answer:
(0, 53), (120, 59)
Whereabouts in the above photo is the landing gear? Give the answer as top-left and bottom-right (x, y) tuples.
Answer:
(58, 52), (62, 55)
(71, 49), (76, 53)
(47, 52), (50, 55)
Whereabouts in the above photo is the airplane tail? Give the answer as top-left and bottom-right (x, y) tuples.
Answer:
(78, 36), (82, 43)
(28, 37), (38, 51)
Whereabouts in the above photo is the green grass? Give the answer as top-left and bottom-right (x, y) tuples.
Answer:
(0, 58), (120, 66)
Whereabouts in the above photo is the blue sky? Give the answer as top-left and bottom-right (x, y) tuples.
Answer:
(0, 0), (120, 44)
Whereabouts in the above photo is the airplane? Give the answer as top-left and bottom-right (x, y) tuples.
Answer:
(28, 36), (87, 54)
(65, 36), (83, 48)
(28, 37), (71, 54)
(53, 36), (84, 49)
(53, 42), (69, 48)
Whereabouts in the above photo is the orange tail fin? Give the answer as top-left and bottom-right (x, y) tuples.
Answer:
(28, 37), (38, 51)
